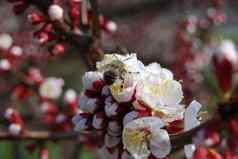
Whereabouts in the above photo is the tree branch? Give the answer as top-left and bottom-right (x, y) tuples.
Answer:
(0, 131), (78, 141)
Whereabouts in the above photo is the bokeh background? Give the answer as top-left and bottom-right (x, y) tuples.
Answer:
(0, 0), (237, 158)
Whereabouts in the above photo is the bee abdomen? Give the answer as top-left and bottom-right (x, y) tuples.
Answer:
(103, 70), (118, 85)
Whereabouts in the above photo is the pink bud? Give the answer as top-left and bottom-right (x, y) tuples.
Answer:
(51, 44), (65, 56)
(205, 130), (220, 146)
(192, 147), (208, 159)
(0, 59), (11, 71)
(39, 146), (48, 159)
(9, 123), (22, 136)
(9, 46), (23, 56)
(48, 4), (64, 21)
(12, 85), (32, 101)
(92, 112), (106, 130)
(28, 12), (44, 25)
(35, 32), (50, 44)
(26, 67), (43, 85)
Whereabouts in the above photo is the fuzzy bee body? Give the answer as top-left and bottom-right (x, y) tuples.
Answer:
(102, 55), (140, 86)
(103, 70), (118, 85)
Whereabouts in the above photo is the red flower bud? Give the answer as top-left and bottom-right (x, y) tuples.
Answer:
(213, 55), (233, 95)
(39, 146), (48, 159)
(12, 84), (32, 101)
(192, 147), (208, 159)
(51, 44), (65, 56)
(28, 12), (45, 25)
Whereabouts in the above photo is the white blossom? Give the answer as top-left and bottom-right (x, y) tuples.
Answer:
(64, 89), (77, 103)
(0, 33), (13, 50)
(9, 124), (21, 136)
(135, 78), (184, 123)
(122, 117), (171, 159)
(106, 21), (118, 32)
(0, 59), (11, 70)
(39, 77), (64, 99)
(10, 46), (23, 56)
(48, 4), (64, 21)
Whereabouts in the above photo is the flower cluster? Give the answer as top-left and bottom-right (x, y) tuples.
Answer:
(8, 0), (117, 56)
(0, 33), (23, 72)
(73, 54), (203, 159)
(0, 32), (80, 159)
(172, 3), (225, 100)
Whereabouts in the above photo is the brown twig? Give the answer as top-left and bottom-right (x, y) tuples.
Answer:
(87, 0), (104, 69)
(28, 0), (92, 54)
(0, 131), (78, 141)
(0, 117), (213, 149)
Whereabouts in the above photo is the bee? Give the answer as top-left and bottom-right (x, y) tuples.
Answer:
(103, 55), (139, 86)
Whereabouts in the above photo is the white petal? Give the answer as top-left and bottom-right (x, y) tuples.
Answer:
(110, 81), (136, 103)
(105, 102), (119, 117)
(184, 100), (202, 131)
(74, 118), (87, 132)
(92, 113), (104, 129)
(156, 104), (185, 123)
(101, 86), (110, 96)
(78, 95), (97, 113)
(72, 114), (83, 124)
(64, 89), (77, 103)
(149, 129), (171, 159)
(156, 80), (183, 106)
(82, 71), (103, 90)
(123, 111), (139, 126)
(184, 144), (196, 159)
(105, 134), (121, 148)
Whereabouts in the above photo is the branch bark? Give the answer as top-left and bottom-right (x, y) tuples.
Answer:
(0, 131), (78, 141)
